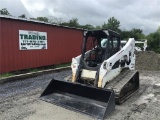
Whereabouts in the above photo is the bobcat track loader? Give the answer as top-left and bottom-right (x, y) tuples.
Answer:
(40, 30), (139, 120)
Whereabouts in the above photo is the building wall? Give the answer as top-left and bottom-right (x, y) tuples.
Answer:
(0, 17), (83, 73)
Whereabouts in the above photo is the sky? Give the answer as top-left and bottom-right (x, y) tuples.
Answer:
(0, 0), (160, 35)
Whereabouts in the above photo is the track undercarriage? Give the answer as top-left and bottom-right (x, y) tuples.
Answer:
(105, 69), (139, 104)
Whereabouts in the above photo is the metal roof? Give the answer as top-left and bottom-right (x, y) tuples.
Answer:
(0, 15), (84, 31)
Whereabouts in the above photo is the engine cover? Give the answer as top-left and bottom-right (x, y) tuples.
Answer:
(81, 69), (97, 80)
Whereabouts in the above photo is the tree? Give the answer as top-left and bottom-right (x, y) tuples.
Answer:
(147, 27), (160, 53)
(48, 16), (63, 25)
(36, 17), (49, 22)
(95, 25), (101, 29)
(157, 26), (160, 34)
(68, 18), (79, 27)
(102, 22), (108, 29)
(120, 28), (145, 40)
(130, 28), (145, 39)
(60, 22), (69, 26)
(120, 30), (130, 39)
(102, 17), (120, 32)
(0, 8), (11, 16)
(19, 14), (27, 19)
(79, 24), (94, 30)
(61, 18), (79, 27)
(30, 17), (37, 20)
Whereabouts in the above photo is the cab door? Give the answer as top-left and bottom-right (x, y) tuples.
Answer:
(107, 35), (121, 69)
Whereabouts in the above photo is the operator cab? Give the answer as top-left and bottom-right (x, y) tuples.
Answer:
(81, 30), (121, 70)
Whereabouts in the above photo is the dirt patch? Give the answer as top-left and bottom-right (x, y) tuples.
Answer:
(135, 51), (160, 71)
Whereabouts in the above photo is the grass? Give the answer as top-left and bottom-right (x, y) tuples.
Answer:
(0, 63), (71, 79)
(29, 68), (39, 73)
(54, 63), (71, 68)
(0, 73), (13, 78)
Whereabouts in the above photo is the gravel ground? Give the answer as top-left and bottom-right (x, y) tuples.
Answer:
(136, 51), (160, 71)
(0, 70), (160, 120)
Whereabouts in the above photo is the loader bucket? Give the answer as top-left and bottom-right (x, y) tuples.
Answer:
(40, 78), (115, 120)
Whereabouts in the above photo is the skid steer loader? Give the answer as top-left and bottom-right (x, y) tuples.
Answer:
(40, 30), (139, 120)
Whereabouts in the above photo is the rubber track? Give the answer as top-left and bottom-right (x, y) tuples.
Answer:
(105, 69), (139, 104)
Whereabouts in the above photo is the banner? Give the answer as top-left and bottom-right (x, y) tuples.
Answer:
(19, 30), (47, 50)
